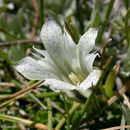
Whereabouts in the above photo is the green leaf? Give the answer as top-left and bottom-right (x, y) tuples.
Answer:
(92, 13), (101, 27)
(123, 46), (130, 76)
(0, 6), (8, 13)
(68, 24), (80, 43)
(0, 114), (33, 126)
(105, 64), (119, 98)
(0, 51), (11, 64)
(121, 103), (130, 125)
(11, 80), (47, 110)
(120, 115), (125, 130)
(125, 7), (130, 46)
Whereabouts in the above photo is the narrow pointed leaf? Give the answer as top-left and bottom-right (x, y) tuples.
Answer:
(105, 64), (119, 98)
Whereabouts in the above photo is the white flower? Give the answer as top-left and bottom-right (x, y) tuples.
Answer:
(14, 18), (101, 98)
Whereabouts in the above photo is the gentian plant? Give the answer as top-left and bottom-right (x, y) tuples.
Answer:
(14, 18), (101, 98)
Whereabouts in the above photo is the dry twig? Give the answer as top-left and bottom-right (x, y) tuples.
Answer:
(107, 85), (127, 106)
(122, 94), (130, 109)
(0, 40), (41, 49)
(101, 125), (130, 130)
(100, 38), (112, 69)
(0, 82), (15, 87)
(51, 101), (65, 114)
(31, 0), (40, 40)
(0, 80), (44, 103)
(25, 48), (31, 56)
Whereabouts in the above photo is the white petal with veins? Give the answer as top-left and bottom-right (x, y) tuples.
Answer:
(78, 28), (98, 74)
(33, 46), (49, 58)
(78, 28), (98, 54)
(43, 79), (77, 90)
(33, 46), (69, 81)
(14, 18), (100, 99)
(83, 52), (99, 73)
(63, 28), (83, 75)
(14, 57), (59, 80)
(40, 18), (69, 75)
(79, 69), (101, 90)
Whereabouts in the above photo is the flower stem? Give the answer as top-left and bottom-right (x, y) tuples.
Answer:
(96, 0), (115, 43)
(47, 98), (52, 130)
(55, 102), (80, 130)
(71, 56), (113, 130)
(61, 93), (70, 130)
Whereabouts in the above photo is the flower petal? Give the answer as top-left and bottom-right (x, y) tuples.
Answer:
(40, 18), (69, 75)
(78, 28), (98, 74)
(43, 79), (77, 90)
(63, 28), (77, 58)
(81, 52), (99, 74)
(78, 89), (91, 98)
(79, 69), (101, 90)
(42, 79), (76, 98)
(63, 29), (83, 75)
(33, 46), (70, 82)
(78, 28), (98, 54)
(33, 46), (48, 58)
(14, 57), (59, 80)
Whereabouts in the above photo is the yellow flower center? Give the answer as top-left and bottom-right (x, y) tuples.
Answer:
(69, 72), (84, 86)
